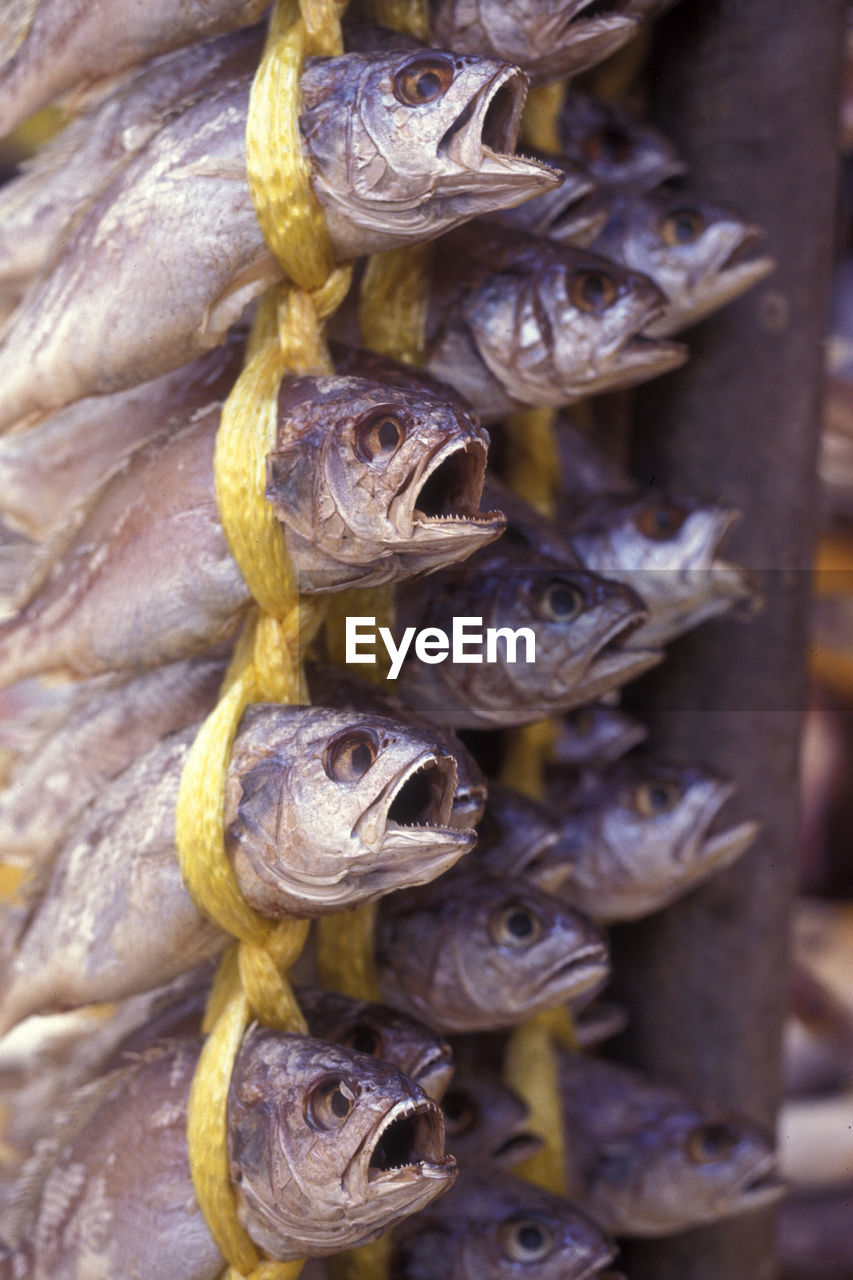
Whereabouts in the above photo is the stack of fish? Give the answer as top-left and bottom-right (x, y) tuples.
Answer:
(0, 1), (783, 1277)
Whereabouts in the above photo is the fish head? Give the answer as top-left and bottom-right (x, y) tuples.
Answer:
(440, 1072), (543, 1168)
(300, 48), (560, 257)
(378, 870), (610, 1031)
(459, 233), (686, 407)
(570, 495), (754, 647)
(558, 90), (686, 189)
(488, 153), (604, 243)
(228, 1029), (456, 1257)
(394, 1168), (616, 1279)
(297, 988), (454, 1101)
(474, 783), (561, 879)
(431, 0), (639, 86)
(598, 191), (775, 336)
(267, 375), (505, 588)
(552, 704), (648, 767)
(225, 705), (475, 916)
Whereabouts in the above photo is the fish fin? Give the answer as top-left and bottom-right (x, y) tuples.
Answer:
(265, 445), (320, 542)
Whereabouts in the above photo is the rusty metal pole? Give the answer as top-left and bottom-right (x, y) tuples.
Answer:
(609, 4), (846, 1279)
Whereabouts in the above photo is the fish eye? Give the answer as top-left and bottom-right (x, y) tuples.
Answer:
(393, 55), (455, 107)
(356, 410), (404, 462)
(687, 1123), (737, 1164)
(570, 269), (619, 314)
(662, 207), (706, 246)
(441, 1087), (477, 1134)
(325, 729), (378, 783)
(498, 1217), (554, 1263)
(489, 901), (543, 948)
(584, 126), (632, 166)
(343, 1023), (383, 1057)
(307, 1076), (357, 1131)
(635, 501), (687, 541)
(538, 579), (585, 623)
(633, 779), (682, 817)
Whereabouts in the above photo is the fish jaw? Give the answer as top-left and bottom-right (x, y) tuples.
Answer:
(350, 1095), (458, 1226)
(724, 1151), (786, 1217)
(532, 930), (611, 1010)
(527, 12), (639, 85)
(353, 750), (476, 894)
(396, 436), (507, 565)
(570, 641), (663, 706)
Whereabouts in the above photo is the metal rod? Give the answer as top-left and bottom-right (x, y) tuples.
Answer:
(609, 3), (846, 1277)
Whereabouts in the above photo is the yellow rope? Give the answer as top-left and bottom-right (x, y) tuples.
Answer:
(361, 0), (430, 40)
(315, 903), (382, 1001)
(358, 243), (434, 367)
(521, 82), (567, 155)
(500, 719), (557, 803)
(175, 3), (352, 1276)
(503, 1007), (578, 1194)
(503, 407), (562, 520)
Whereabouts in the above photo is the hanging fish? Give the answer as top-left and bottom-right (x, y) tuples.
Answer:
(0, 1), (272, 140)
(550, 704), (648, 770)
(472, 784), (561, 882)
(565, 492), (755, 648)
(428, 0), (640, 86)
(559, 1052), (784, 1236)
(306, 660), (488, 831)
(374, 865), (609, 1033)
(421, 223), (686, 423)
(390, 1168), (616, 1280)
(1, 1032), (456, 1274)
(0, 372), (505, 689)
(587, 187), (775, 335)
(392, 545), (660, 729)
(0, 42), (557, 431)
(557, 90), (685, 190)
(0, 335), (247, 542)
(538, 760), (759, 922)
(0, 706), (474, 1034)
(439, 1072), (543, 1169)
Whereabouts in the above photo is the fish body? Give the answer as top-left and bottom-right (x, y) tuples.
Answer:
(588, 187), (775, 336)
(557, 91), (685, 191)
(375, 865), (609, 1032)
(559, 1051), (784, 1237)
(566, 492), (755, 648)
(3, 1031), (455, 1273)
(423, 223), (686, 423)
(0, 372), (502, 688)
(0, 0), (269, 140)
(306, 660), (487, 831)
(0, 706), (473, 1032)
(439, 1072), (542, 1169)
(391, 1167), (616, 1280)
(393, 545), (660, 728)
(0, 44), (556, 431)
(0, 654), (227, 872)
(429, 0), (640, 86)
(540, 761), (759, 922)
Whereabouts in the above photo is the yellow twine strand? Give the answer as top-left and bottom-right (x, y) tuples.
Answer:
(503, 1008), (576, 1195)
(358, 243), (435, 367)
(521, 82), (567, 155)
(503, 407), (562, 520)
(362, 0), (430, 40)
(315, 904), (382, 1001)
(177, 2), (350, 1276)
(500, 719), (557, 803)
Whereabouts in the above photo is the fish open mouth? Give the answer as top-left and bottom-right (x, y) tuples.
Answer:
(731, 1155), (786, 1211)
(576, 612), (663, 701)
(412, 440), (502, 530)
(367, 1097), (454, 1188)
(492, 1129), (546, 1165)
(385, 754), (457, 830)
(540, 938), (610, 1001)
(698, 818), (761, 875)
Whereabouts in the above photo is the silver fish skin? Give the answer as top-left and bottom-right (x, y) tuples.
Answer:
(393, 545), (661, 729)
(2, 1032), (455, 1274)
(439, 1071), (543, 1169)
(375, 865), (609, 1033)
(0, 655), (226, 873)
(0, 706), (473, 1034)
(540, 761), (760, 923)
(423, 223), (686, 423)
(472, 783), (561, 882)
(0, 373), (503, 689)
(557, 90), (686, 191)
(0, 975), (454, 1188)
(429, 0), (640, 86)
(551, 704), (648, 769)
(566, 492), (755, 649)
(487, 154), (609, 246)
(0, 334), (247, 542)
(391, 1168), (617, 1280)
(0, 47), (556, 433)
(0, 28), (265, 305)
(0, 0), (269, 140)
(588, 187), (775, 336)
(306, 660), (488, 831)
(559, 1051), (784, 1237)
